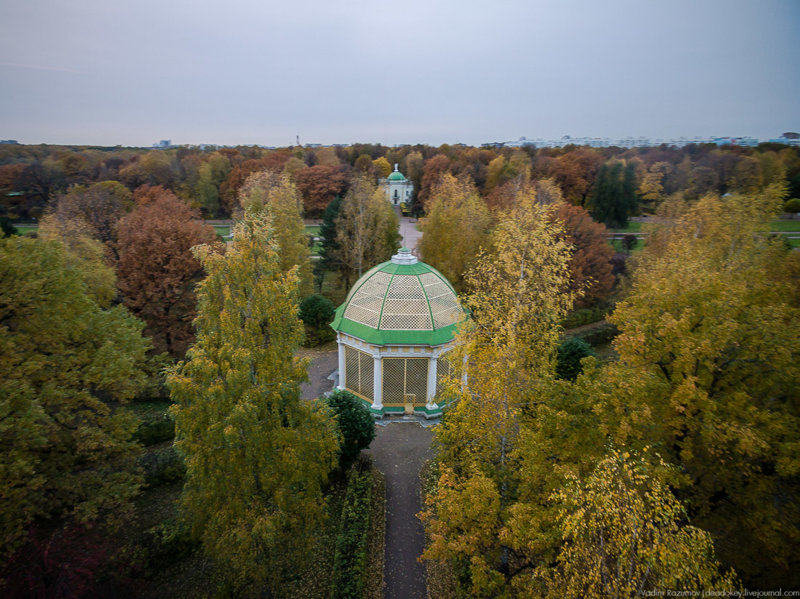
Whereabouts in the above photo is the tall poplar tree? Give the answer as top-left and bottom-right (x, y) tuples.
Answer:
(167, 209), (339, 593)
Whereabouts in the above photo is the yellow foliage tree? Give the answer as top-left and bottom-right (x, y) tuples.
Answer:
(604, 185), (800, 585)
(423, 187), (575, 595)
(168, 208), (339, 593)
(418, 173), (491, 293)
(239, 170), (313, 296)
(545, 448), (737, 597)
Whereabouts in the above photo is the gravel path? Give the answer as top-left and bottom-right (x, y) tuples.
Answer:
(367, 423), (434, 599)
(298, 345), (338, 400)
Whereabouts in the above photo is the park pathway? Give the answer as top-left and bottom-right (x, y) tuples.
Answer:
(367, 422), (434, 599)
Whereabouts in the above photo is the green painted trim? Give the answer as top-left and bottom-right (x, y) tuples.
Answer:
(332, 317), (459, 346)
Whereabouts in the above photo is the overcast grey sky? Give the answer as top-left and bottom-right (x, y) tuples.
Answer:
(0, 0), (797, 147)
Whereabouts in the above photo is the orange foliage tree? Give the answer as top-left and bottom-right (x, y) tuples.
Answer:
(116, 186), (218, 357)
(294, 164), (348, 217)
(552, 202), (615, 308)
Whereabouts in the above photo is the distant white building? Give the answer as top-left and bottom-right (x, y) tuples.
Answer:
(381, 164), (413, 206)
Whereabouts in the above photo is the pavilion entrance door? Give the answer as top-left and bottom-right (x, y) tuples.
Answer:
(382, 357), (428, 408)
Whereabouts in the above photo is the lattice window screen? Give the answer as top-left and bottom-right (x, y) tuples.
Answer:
(380, 275), (433, 330)
(343, 272), (392, 328)
(344, 346), (373, 401)
(382, 357), (428, 405)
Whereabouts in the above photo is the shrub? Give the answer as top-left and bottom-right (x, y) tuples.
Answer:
(139, 445), (186, 487)
(299, 293), (336, 346)
(783, 198), (800, 213)
(324, 390), (376, 470)
(331, 457), (374, 599)
(556, 337), (597, 380)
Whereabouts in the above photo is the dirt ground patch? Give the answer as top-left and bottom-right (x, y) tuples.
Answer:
(367, 422), (434, 599)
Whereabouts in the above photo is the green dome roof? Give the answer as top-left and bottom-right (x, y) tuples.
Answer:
(331, 249), (465, 346)
(387, 170), (406, 181)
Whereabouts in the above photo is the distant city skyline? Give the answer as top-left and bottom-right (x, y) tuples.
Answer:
(1, 0), (797, 148)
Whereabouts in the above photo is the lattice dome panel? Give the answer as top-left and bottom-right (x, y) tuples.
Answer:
(379, 275), (433, 330)
(343, 272), (393, 328)
(344, 346), (373, 401)
(419, 273), (462, 329)
(382, 357), (428, 405)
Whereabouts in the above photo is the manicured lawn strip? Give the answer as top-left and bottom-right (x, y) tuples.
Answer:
(609, 220), (642, 234)
(769, 219), (800, 232)
(306, 225), (321, 236)
(14, 224), (38, 234)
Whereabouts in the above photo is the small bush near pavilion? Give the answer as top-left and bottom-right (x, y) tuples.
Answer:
(324, 390), (376, 470)
(300, 293), (336, 346)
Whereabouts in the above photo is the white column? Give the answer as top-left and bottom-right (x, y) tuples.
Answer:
(426, 356), (438, 407)
(337, 338), (346, 390)
(371, 355), (383, 411)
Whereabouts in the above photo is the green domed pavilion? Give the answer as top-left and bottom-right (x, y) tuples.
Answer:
(331, 248), (466, 418)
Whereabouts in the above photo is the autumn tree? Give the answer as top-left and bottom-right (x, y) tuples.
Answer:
(418, 173), (491, 293)
(552, 202), (615, 307)
(0, 236), (150, 558)
(195, 151), (231, 216)
(597, 186), (800, 586)
(116, 188), (218, 357)
(418, 154), (451, 209)
(238, 170), (313, 296)
(294, 164), (348, 217)
(423, 188), (575, 596)
(545, 448), (737, 597)
(335, 175), (400, 288)
(167, 209), (339, 593)
(48, 181), (133, 259)
(372, 156), (392, 178)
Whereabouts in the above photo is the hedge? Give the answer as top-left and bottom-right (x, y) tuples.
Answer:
(331, 456), (374, 599)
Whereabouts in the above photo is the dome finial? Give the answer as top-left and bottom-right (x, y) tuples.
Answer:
(394, 163), (399, 171)
(391, 247), (418, 265)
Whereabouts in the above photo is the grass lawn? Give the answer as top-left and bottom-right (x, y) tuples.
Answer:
(305, 225), (321, 236)
(769, 220), (800, 232)
(14, 224), (38, 234)
(212, 225), (230, 237)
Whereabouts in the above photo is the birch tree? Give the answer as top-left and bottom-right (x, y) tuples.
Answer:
(167, 209), (339, 593)
(335, 175), (400, 288)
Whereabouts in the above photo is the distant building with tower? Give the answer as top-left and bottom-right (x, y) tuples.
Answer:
(381, 164), (413, 206)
